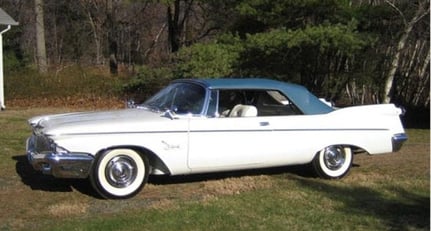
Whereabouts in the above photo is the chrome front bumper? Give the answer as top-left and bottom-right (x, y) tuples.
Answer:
(26, 137), (94, 179)
(392, 133), (408, 152)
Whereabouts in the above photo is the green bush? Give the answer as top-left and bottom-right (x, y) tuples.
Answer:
(122, 66), (174, 102)
(3, 50), (27, 72)
(175, 36), (243, 78)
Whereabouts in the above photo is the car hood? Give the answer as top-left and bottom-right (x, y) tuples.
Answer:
(28, 109), (172, 136)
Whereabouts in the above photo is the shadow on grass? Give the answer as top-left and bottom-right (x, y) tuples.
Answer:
(292, 176), (430, 230)
(148, 164), (316, 185)
(13, 153), (316, 198)
(12, 155), (100, 198)
(148, 163), (361, 185)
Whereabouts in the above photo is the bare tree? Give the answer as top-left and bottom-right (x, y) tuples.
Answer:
(35, 0), (47, 73)
(167, 0), (194, 52)
(383, 0), (430, 103)
(107, 0), (118, 74)
(80, 0), (105, 65)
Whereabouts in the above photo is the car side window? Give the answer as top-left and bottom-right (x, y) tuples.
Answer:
(216, 89), (302, 117)
(218, 90), (245, 117)
(172, 84), (206, 114)
(256, 90), (302, 116)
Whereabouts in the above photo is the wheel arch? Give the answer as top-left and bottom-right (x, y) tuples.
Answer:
(95, 145), (172, 175)
(314, 143), (368, 157)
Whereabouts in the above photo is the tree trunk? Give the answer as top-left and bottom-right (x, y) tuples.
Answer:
(167, 1), (181, 53)
(86, 10), (101, 65)
(81, 0), (103, 65)
(167, 0), (193, 53)
(144, 23), (167, 59)
(383, 31), (408, 103)
(107, 0), (118, 75)
(383, 1), (429, 103)
(35, 0), (47, 73)
(412, 51), (430, 106)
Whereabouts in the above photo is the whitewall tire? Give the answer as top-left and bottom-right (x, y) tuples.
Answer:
(90, 149), (149, 199)
(312, 146), (353, 179)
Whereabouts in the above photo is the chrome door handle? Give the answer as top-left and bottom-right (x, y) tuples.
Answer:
(260, 122), (270, 126)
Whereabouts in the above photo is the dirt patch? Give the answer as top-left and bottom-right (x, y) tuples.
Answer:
(132, 174), (275, 209)
(201, 175), (274, 196)
(150, 198), (180, 211)
(48, 202), (90, 217)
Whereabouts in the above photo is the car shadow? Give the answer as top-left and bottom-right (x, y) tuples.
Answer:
(150, 163), (362, 185)
(13, 154), (360, 198)
(148, 163), (318, 185)
(13, 155), (100, 198)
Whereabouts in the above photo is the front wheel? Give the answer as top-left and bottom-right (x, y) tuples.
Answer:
(90, 149), (149, 199)
(312, 146), (353, 179)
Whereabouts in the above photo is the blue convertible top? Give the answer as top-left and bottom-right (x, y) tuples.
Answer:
(174, 78), (334, 115)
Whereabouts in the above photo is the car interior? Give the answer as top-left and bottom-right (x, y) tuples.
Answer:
(217, 89), (302, 117)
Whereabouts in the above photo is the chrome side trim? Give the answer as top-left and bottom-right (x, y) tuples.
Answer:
(27, 137), (94, 178)
(392, 133), (408, 152)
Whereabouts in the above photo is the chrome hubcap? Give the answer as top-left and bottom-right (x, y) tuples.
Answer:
(323, 146), (345, 170)
(105, 155), (137, 188)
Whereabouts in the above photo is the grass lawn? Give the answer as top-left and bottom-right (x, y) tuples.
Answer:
(0, 108), (429, 231)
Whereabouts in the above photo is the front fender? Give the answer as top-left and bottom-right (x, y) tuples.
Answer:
(53, 132), (191, 175)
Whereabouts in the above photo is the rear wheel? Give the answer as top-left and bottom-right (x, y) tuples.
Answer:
(90, 148), (149, 199)
(312, 145), (353, 179)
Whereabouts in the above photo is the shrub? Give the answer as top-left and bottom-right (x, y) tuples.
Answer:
(174, 35), (243, 78)
(122, 66), (174, 102)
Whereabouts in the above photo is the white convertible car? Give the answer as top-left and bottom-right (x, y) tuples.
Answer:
(26, 78), (407, 199)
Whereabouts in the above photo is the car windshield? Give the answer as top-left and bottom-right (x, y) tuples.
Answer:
(142, 82), (206, 115)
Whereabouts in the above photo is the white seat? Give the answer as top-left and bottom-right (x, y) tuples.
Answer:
(229, 104), (258, 117)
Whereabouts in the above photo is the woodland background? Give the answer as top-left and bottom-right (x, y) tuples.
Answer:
(0, 0), (429, 126)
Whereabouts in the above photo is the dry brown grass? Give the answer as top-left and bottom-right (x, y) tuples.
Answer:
(7, 96), (125, 110)
(48, 202), (90, 217)
(201, 175), (274, 196)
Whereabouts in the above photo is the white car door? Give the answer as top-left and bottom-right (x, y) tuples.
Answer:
(187, 116), (274, 172)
